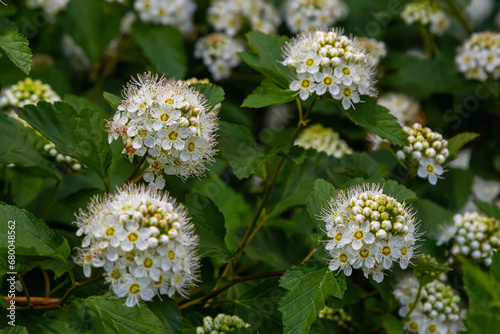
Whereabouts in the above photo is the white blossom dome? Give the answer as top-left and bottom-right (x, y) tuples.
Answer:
(456, 32), (500, 81)
(394, 275), (465, 334)
(26, 0), (69, 16)
(437, 211), (500, 266)
(321, 183), (420, 283)
(107, 73), (218, 188)
(284, 0), (348, 34)
(396, 123), (449, 185)
(0, 77), (60, 111)
(281, 28), (378, 109)
(74, 184), (200, 307)
(194, 34), (245, 81)
(401, 0), (450, 35)
(133, 0), (196, 33)
(294, 123), (353, 158)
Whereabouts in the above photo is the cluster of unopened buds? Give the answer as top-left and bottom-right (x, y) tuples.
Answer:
(133, 0), (196, 33)
(194, 34), (245, 81)
(281, 28), (378, 109)
(401, 0), (450, 35)
(437, 211), (500, 266)
(284, 0), (348, 33)
(456, 32), (500, 81)
(0, 78), (60, 114)
(74, 184), (199, 307)
(318, 306), (353, 332)
(26, 0), (69, 17)
(394, 275), (464, 334)
(321, 184), (420, 283)
(106, 73), (218, 188)
(208, 0), (280, 37)
(43, 142), (82, 172)
(396, 123), (449, 185)
(294, 123), (353, 158)
(196, 314), (250, 334)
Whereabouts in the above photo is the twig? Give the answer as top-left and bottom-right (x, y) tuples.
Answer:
(42, 270), (50, 298)
(125, 154), (148, 184)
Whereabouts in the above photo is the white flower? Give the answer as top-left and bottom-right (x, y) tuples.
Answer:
(134, 0), (196, 33)
(401, 0), (450, 36)
(417, 158), (444, 185)
(294, 124), (353, 158)
(281, 28), (378, 109)
(107, 73), (219, 186)
(456, 32), (500, 82)
(329, 248), (353, 276)
(372, 237), (402, 269)
(284, 0), (348, 33)
(74, 184), (200, 307)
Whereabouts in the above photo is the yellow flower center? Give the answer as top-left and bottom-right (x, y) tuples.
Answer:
(426, 165), (434, 173)
(335, 233), (343, 242)
(359, 249), (370, 259)
(323, 77), (333, 85)
(339, 253), (348, 263)
(354, 230), (364, 240)
(165, 98), (174, 104)
(105, 227), (115, 237)
(110, 270), (121, 280)
(127, 232), (139, 242)
(129, 283), (140, 295)
(122, 205), (131, 211)
(343, 87), (352, 97)
(401, 247), (408, 256)
(382, 246), (391, 256)
(168, 250), (176, 261)
(188, 142), (195, 152)
(301, 79), (310, 88)
(154, 276), (163, 286)
(409, 321), (419, 331)
(138, 129), (148, 138)
(168, 131), (179, 141)
(342, 67), (351, 75)
(428, 325), (437, 333)
(306, 58), (314, 66)
(160, 113), (170, 121)
(143, 257), (153, 269)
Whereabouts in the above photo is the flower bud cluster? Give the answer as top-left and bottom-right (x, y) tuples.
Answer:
(321, 184), (420, 283)
(133, 0), (196, 33)
(43, 142), (82, 172)
(196, 314), (250, 334)
(396, 123), (449, 185)
(318, 306), (353, 331)
(394, 275), (464, 334)
(456, 32), (500, 81)
(401, 0), (450, 35)
(26, 0), (69, 16)
(357, 37), (387, 67)
(107, 73), (218, 187)
(0, 78), (60, 112)
(281, 28), (378, 109)
(284, 0), (349, 34)
(294, 123), (353, 159)
(194, 34), (245, 81)
(437, 212), (500, 266)
(208, 0), (280, 37)
(74, 184), (199, 307)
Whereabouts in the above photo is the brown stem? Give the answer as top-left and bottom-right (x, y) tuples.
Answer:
(3, 296), (59, 306)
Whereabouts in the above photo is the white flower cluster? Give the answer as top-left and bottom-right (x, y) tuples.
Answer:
(396, 123), (449, 185)
(321, 184), (420, 283)
(194, 34), (245, 81)
(466, 0), (494, 25)
(456, 32), (500, 81)
(284, 0), (349, 34)
(133, 0), (196, 33)
(294, 123), (353, 158)
(208, 0), (280, 37)
(43, 142), (82, 172)
(26, 0), (69, 16)
(107, 73), (218, 187)
(0, 78), (60, 114)
(357, 37), (387, 67)
(281, 28), (378, 109)
(196, 314), (250, 334)
(401, 0), (450, 36)
(74, 184), (199, 307)
(437, 212), (500, 266)
(394, 275), (464, 334)
(378, 92), (421, 126)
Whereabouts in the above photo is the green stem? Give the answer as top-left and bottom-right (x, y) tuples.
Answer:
(65, 260), (76, 288)
(406, 281), (424, 319)
(444, 0), (473, 35)
(42, 270), (50, 298)
(18, 275), (31, 308)
(49, 278), (70, 295)
(56, 274), (104, 306)
(125, 154), (148, 184)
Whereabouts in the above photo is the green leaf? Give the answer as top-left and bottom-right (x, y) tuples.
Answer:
(447, 132), (479, 157)
(218, 121), (267, 179)
(306, 179), (337, 219)
(0, 204), (66, 257)
(278, 259), (347, 334)
(60, 0), (122, 64)
(238, 32), (289, 88)
(148, 297), (183, 334)
(17, 101), (112, 181)
(0, 115), (62, 179)
(381, 314), (404, 334)
(191, 83), (225, 108)
(185, 193), (230, 260)
(133, 21), (186, 79)
(0, 327), (29, 334)
(410, 259), (452, 274)
(103, 92), (121, 111)
(474, 200), (500, 221)
(242, 79), (296, 108)
(0, 17), (32, 75)
(340, 97), (408, 147)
